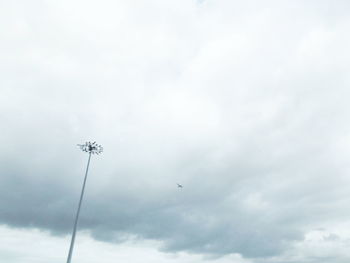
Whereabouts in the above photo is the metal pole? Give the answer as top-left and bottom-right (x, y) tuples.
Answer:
(66, 152), (92, 263)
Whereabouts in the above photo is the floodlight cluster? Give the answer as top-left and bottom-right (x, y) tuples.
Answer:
(78, 141), (103, 154)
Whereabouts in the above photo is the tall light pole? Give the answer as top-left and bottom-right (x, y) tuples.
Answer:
(66, 141), (103, 263)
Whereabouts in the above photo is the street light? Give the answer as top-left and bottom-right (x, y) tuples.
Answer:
(66, 141), (103, 263)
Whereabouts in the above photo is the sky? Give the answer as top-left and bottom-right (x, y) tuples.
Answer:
(1, 0), (350, 262)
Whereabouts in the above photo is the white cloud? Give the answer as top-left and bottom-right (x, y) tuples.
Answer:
(1, 0), (350, 262)
(0, 225), (251, 263)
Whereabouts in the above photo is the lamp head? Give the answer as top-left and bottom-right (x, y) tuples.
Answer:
(78, 141), (103, 154)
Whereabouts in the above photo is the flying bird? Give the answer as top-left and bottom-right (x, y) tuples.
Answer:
(177, 183), (183, 188)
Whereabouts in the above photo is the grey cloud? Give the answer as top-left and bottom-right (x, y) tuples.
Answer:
(1, 0), (350, 262)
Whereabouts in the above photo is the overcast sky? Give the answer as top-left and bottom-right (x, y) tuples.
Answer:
(1, 0), (350, 262)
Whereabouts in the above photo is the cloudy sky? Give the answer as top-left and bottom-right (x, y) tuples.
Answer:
(1, 0), (350, 262)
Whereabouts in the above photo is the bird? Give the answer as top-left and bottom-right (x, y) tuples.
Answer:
(177, 183), (183, 188)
